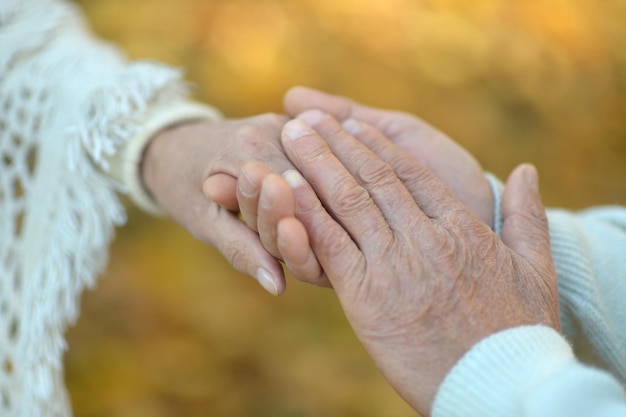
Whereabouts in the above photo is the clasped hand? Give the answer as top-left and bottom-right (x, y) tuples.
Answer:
(142, 88), (560, 415)
(236, 105), (560, 415)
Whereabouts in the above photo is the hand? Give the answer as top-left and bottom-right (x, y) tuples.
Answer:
(283, 87), (494, 228)
(141, 114), (294, 295)
(256, 111), (560, 415)
(234, 87), (495, 286)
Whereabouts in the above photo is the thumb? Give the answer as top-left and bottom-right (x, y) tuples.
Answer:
(500, 164), (551, 265)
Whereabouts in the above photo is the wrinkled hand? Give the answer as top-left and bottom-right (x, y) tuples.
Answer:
(283, 87), (494, 227)
(141, 114), (293, 295)
(253, 111), (560, 415)
(235, 87), (494, 287)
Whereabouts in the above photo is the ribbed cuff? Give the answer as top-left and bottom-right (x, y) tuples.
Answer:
(485, 172), (504, 236)
(106, 100), (222, 216)
(432, 326), (574, 417)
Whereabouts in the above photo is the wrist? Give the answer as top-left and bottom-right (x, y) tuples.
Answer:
(124, 101), (222, 215)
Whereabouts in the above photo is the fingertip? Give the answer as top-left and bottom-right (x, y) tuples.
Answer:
(296, 109), (327, 125)
(256, 266), (286, 296)
(239, 162), (272, 204)
(507, 163), (538, 190)
(203, 173), (238, 211)
(284, 87), (352, 121)
(522, 163), (539, 192)
(501, 163), (550, 260)
(342, 118), (363, 135)
(277, 217), (327, 288)
(284, 86), (313, 117)
(503, 164), (544, 216)
(277, 217), (310, 265)
(259, 172), (294, 213)
(282, 170), (307, 189)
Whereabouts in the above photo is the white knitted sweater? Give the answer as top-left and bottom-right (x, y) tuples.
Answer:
(1, 1), (625, 416)
(0, 1), (219, 416)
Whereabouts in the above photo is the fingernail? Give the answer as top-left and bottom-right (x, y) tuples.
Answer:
(238, 171), (257, 199)
(524, 164), (539, 191)
(256, 267), (279, 296)
(297, 109), (325, 125)
(342, 118), (362, 135)
(284, 119), (314, 140)
(283, 170), (306, 188)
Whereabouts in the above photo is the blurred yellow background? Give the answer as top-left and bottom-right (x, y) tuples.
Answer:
(65, 0), (626, 416)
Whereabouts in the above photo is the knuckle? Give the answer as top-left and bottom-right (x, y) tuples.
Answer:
(298, 141), (333, 166)
(222, 243), (249, 274)
(355, 155), (395, 186)
(394, 154), (430, 184)
(329, 178), (371, 217)
(232, 120), (288, 164)
(233, 124), (265, 146)
(296, 193), (324, 220)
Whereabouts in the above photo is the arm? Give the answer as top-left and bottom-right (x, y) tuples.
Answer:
(549, 207), (626, 381)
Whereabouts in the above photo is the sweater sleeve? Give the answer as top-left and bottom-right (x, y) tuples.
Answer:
(549, 207), (626, 382)
(432, 326), (626, 417)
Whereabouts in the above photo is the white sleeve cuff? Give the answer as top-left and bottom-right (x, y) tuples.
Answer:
(432, 326), (574, 417)
(485, 172), (504, 236)
(105, 100), (222, 216)
(432, 325), (626, 417)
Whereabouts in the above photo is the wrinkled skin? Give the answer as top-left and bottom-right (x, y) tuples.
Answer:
(245, 110), (560, 415)
(235, 87), (494, 287)
(283, 87), (494, 227)
(141, 114), (293, 295)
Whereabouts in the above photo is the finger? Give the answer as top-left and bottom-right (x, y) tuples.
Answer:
(203, 173), (238, 211)
(284, 87), (494, 226)
(279, 169), (364, 290)
(257, 171), (329, 286)
(257, 173), (295, 259)
(237, 162), (272, 232)
(284, 86), (390, 126)
(339, 117), (467, 222)
(500, 164), (553, 266)
(285, 86), (431, 141)
(297, 110), (465, 226)
(277, 216), (329, 288)
(194, 201), (286, 296)
(281, 117), (397, 254)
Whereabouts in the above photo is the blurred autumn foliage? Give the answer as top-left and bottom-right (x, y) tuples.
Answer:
(65, 0), (626, 416)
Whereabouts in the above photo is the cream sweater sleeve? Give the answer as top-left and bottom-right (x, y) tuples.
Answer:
(103, 100), (222, 215)
(433, 326), (626, 417)
(0, 1), (219, 415)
